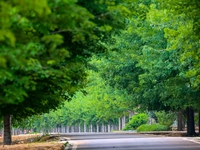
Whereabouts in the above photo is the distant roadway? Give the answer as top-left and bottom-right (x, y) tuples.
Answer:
(59, 132), (200, 150)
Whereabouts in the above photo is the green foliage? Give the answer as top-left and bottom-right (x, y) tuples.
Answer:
(0, 0), (93, 121)
(137, 124), (168, 132)
(0, 0), (131, 120)
(63, 141), (69, 148)
(155, 111), (176, 128)
(123, 113), (148, 130)
(12, 66), (134, 130)
(95, 0), (200, 113)
(5, 0), (200, 135)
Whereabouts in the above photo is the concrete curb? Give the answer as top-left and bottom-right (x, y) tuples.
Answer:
(113, 130), (187, 134)
(114, 131), (200, 145)
(183, 137), (200, 145)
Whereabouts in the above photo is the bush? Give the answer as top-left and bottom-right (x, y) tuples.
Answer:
(155, 111), (176, 128)
(137, 124), (168, 132)
(123, 113), (148, 130)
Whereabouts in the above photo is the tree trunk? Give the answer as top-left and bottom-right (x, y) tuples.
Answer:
(66, 126), (69, 133)
(108, 122), (110, 132)
(3, 114), (12, 145)
(118, 117), (121, 131)
(122, 115), (126, 129)
(199, 111), (200, 135)
(96, 124), (99, 133)
(129, 111), (134, 121)
(186, 107), (196, 136)
(102, 122), (104, 132)
(71, 125), (74, 133)
(177, 110), (183, 131)
(84, 122), (86, 132)
(78, 123), (81, 133)
(90, 124), (93, 132)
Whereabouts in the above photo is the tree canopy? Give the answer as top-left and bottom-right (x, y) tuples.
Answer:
(0, 0), (133, 145)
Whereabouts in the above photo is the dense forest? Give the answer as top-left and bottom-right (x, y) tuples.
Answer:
(0, 0), (199, 145)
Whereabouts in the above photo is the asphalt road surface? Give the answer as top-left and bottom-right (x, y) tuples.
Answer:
(62, 132), (200, 150)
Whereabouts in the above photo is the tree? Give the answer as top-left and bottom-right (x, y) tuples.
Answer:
(0, 0), (95, 144)
(88, 0), (200, 136)
(146, 0), (200, 135)
(0, 0), (133, 144)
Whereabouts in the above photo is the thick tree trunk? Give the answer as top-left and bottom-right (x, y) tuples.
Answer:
(186, 107), (196, 136)
(3, 114), (12, 145)
(177, 110), (183, 131)
(199, 112), (200, 135)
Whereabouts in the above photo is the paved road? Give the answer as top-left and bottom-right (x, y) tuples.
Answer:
(61, 133), (200, 150)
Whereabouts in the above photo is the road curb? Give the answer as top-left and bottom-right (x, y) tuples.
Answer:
(183, 137), (200, 145)
(113, 131), (187, 134)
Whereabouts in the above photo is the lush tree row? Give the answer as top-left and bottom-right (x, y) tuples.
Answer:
(10, 69), (133, 132)
(90, 0), (200, 135)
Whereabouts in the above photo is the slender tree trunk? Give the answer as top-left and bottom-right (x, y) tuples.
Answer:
(3, 114), (12, 145)
(61, 126), (64, 133)
(96, 124), (99, 133)
(66, 126), (69, 133)
(84, 122), (86, 132)
(118, 117), (121, 131)
(102, 122), (104, 132)
(129, 111), (134, 121)
(186, 107), (196, 136)
(122, 115), (126, 129)
(90, 124), (93, 132)
(108, 122), (110, 132)
(78, 123), (81, 133)
(177, 110), (183, 131)
(72, 126), (75, 132)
